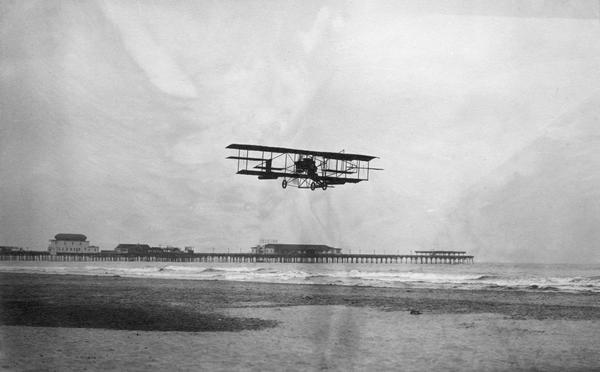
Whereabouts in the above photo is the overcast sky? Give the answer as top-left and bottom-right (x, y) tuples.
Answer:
(1, 0), (599, 262)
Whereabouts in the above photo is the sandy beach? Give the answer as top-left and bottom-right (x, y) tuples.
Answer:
(1, 273), (599, 371)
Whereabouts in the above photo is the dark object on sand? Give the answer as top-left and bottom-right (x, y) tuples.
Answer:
(0, 300), (278, 332)
(410, 309), (422, 315)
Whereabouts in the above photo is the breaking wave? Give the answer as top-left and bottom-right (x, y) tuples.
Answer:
(0, 262), (598, 293)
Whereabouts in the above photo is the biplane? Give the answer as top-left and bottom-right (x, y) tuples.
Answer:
(226, 144), (381, 190)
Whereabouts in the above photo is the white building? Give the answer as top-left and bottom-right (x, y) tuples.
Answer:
(48, 233), (99, 255)
(251, 243), (342, 255)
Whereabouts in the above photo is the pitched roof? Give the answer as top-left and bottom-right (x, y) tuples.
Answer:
(115, 244), (151, 249)
(264, 244), (338, 251)
(54, 233), (87, 241)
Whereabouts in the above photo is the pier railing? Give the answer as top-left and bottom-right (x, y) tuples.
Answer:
(0, 252), (474, 264)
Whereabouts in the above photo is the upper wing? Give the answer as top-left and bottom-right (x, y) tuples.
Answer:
(226, 143), (377, 162)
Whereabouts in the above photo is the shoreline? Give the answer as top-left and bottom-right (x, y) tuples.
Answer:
(1, 262), (598, 294)
(0, 261), (600, 294)
(2, 272), (599, 324)
(2, 268), (594, 293)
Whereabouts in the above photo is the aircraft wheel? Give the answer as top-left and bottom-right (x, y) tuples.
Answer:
(310, 182), (316, 191)
(322, 183), (328, 191)
(282, 179), (287, 189)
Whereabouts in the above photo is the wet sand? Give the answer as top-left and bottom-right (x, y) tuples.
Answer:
(1, 273), (599, 371)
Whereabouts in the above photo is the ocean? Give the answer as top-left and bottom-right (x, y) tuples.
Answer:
(1, 261), (598, 293)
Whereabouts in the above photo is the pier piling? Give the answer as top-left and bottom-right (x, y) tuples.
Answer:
(0, 251), (474, 264)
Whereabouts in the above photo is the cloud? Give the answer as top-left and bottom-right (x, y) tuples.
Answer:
(441, 93), (600, 263)
(299, 7), (332, 54)
(100, 0), (198, 98)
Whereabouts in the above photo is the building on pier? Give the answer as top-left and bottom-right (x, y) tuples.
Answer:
(414, 251), (468, 256)
(114, 244), (184, 254)
(115, 244), (152, 254)
(48, 233), (99, 255)
(0, 246), (24, 253)
(251, 243), (342, 255)
(161, 246), (182, 253)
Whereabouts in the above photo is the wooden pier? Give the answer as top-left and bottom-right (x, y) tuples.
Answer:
(0, 251), (474, 264)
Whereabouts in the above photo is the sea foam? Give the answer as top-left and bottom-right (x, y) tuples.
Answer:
(0, 261), (598, 293)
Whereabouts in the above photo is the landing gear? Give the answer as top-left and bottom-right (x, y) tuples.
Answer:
(310, 181), (316, 191)
(282, 179), (287, 189)
(322, 183), (328, 190)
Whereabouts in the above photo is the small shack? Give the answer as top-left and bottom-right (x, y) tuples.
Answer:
(251, 243), (342, 255)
